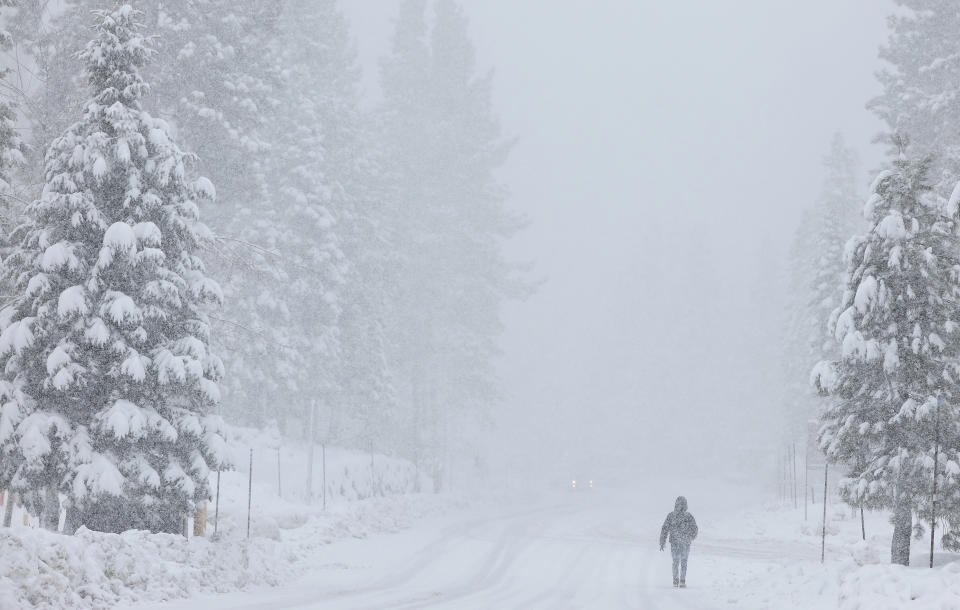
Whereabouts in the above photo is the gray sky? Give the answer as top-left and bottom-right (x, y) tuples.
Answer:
(343, 1), (893, 477)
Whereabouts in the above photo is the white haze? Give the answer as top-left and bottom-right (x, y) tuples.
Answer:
(344, 1), (892, 481)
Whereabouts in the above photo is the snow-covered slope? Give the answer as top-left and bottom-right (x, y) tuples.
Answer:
(0, 428), (450, 610)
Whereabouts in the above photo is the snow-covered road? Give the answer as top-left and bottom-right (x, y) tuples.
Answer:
(133, 483), (772, 610)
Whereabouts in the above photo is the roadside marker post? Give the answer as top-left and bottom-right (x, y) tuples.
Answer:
(247, 448), (253, 539)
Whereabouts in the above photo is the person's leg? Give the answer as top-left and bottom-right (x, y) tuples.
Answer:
(670, 544), (680, 584)
(679, 543), (690, 583)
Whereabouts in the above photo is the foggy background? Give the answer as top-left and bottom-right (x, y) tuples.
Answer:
(343, 1), (892, 480)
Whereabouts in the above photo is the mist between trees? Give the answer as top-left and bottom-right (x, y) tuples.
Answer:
(0, 0), (527, 534)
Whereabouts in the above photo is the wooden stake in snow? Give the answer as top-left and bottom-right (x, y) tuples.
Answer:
(247, 448), (253, 539)
(821, 462), (828, 564)
(782, 449), (787, 505)
(931, 396), (941, 568)
(792, 443), (798, 509)
(322, 443), (327, 511)
(307, 403), (315, 503)
(778, 451), (784, 504)
(277, 446), (282, 498)
(804, 449), (809, 521)
(214, 470), (221, 536)
(786, 446), (791, 505)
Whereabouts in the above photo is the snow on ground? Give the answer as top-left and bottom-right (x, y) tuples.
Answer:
(0, 427), (457, 610)
(138, 478), (960, 610)
(704, 498), (960, 609)
(5, 460), (960, 609)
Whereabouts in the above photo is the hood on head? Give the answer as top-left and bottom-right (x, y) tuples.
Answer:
(675, 496), (687, 512)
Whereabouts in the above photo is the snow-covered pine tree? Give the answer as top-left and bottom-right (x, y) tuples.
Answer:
(271, 0), (396, 450)
(378, 0), (525, 488)
(428, 0), (524, 423)
(217, 0), (351, 435)
(812, 150), (960, 565)
(0, 5), (227, 534)
(782, 135), (860, 440)
(869, 1), (960, 192)
(0, 0), (28, 259)
(153, 1), (279, 210)
(337, 143), (398, 456)
(782, 209), (818, 438)
(18, 0), (280, 211)
(379, 0), (451, 477)
(11, 1), (286, 428)
(1, 1), (83, 187)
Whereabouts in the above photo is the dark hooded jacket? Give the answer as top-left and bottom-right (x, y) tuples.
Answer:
(660, 496), (698, 547)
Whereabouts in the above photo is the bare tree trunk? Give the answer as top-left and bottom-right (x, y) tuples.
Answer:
(62, 505), (80, 535)
(2, 491), (15, 527)
(891, 492), (912, 566)
(41, 486), (59, 531)
(327, 398), (342, 445)
(427, 371), (442, 494)
(433, 459), (442, 494)
(194, 502), (207, 537)
(411, 360), (423, 493)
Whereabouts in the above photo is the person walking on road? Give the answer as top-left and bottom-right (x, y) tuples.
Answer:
(659, 496), (698, 588)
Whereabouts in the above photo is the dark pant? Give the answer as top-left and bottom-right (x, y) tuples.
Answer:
(671, 542), (690, 582)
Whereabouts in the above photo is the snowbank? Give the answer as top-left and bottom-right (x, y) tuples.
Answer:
(0, 427), (454, 610)
(0, 494), (461, 610)
(705, 500), (960, 609)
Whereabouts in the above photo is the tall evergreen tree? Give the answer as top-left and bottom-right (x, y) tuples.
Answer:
(14, 0), (280, 202)
(274, 0), (396, 450)
(782, 135), (860, 439)
(17, 1), (404, 445)
(869, 1), (960, 191)
(9, 1), (286, 427)
(0, 0), (28, 259)
(782, 209), (818, 436)
(0, 5), (227, 534)
(379, 0), (524, 486)
(202, 0), (336, 431)
(812, 151), (960, 565)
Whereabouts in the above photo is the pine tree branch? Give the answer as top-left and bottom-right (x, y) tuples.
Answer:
(208, 313), (296, 351)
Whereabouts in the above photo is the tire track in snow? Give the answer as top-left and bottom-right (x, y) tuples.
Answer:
(317, 501), (586, 609)
(379, 503), (591, 609)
